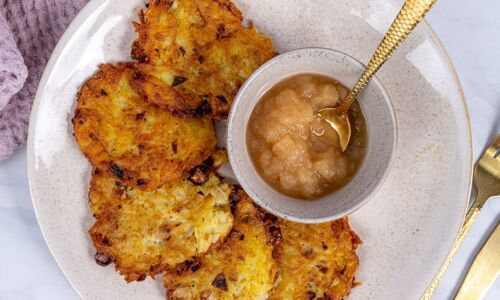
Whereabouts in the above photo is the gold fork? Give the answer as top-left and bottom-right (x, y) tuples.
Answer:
(422, 135), (500, 299)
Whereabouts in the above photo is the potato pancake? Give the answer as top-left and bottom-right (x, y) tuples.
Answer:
(132, 0), (243, 67)
(131, 0), (276, 118)
(73, 63), (216, 190)
(268, 218), (362, 300)
(164, 191), (278, 299)
(88, 169), (233, 282)
(88, 148), (229, 217)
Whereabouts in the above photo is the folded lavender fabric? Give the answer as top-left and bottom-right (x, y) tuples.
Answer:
(0, 0), (87, 160)
(0, 11), (27, 111)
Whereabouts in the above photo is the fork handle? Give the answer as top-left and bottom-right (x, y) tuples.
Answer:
(340, 0), (437, 111)
(421, 192), (488, 300)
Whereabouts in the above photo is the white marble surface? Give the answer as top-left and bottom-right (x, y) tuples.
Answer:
(0, 0), (499, 299)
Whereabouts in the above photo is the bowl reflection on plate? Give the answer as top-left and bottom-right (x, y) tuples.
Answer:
(227, 48), (397, 223)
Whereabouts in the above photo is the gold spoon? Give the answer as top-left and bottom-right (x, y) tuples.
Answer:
(319, 0), (438, 151)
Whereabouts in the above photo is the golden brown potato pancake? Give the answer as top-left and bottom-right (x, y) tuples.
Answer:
(164, 191), (278, 299)
(132, 0), (244, 67)
(268, 218), (362, 300)
(131, 0), (276, 118)
(89, 148), (229, 217)
(88, 169), (234, 282)
(73, 63), (217, 190)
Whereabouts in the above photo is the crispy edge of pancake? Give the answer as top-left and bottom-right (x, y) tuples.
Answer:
(88, 169), (234, 282)
(163, 190), (280, 299)
(131, 0), (243, 66)
(268, 218), (362, 300)
(129, 64), (231, 119)
(89, 148), (230, 218)
(72, 63), (217, 190)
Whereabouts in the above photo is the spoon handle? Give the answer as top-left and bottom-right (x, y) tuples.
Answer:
(340, 0), (437, 111)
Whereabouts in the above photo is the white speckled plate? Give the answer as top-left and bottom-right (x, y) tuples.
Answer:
(27, 0), (472, 299)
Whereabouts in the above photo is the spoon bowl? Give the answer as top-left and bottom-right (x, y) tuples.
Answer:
(318, 107), (351, 152)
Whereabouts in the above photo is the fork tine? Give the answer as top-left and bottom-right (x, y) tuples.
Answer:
(490, 135), (500, 158)
(477, 135), (500, 181)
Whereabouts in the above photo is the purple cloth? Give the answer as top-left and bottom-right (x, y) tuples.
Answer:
(0, 0), (87, 160)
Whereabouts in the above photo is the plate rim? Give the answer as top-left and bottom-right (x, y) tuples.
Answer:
(416, 23), (473, 297)
(26, 0), (474, 298)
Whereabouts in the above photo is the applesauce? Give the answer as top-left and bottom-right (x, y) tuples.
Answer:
(247, 74), (367, 200)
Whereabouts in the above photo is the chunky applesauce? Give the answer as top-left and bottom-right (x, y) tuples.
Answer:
(247, 74), (367, 200)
